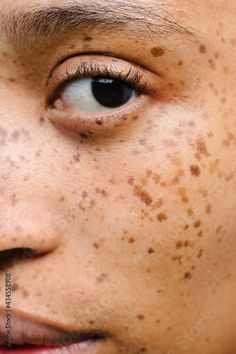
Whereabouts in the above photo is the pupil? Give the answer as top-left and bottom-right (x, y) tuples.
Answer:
(91, 77), (133, 108)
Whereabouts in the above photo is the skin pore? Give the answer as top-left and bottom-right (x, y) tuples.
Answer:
(0, 0), (236, 353)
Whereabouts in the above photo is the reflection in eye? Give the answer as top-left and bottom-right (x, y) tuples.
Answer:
(59, 76), (135, 113)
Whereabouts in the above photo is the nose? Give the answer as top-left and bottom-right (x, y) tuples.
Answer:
(0, 203), (61, 256)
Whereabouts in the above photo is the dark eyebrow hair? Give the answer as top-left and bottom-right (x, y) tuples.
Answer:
(1, 0), (195, 44)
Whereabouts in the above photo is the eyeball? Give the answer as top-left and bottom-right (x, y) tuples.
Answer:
(57, 76), (136, 113)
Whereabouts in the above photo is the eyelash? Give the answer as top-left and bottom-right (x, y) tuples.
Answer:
(48, 62), (152, 106)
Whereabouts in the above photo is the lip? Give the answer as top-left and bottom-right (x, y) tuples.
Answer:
(0, 307), (108, 352)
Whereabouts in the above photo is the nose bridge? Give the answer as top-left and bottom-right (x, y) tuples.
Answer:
(0, 202), (62, 255)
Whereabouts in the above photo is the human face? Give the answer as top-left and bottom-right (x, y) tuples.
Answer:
(0, 1), (236, 353)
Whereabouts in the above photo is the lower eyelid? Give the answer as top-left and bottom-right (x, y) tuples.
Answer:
(45, 94), (150, 136)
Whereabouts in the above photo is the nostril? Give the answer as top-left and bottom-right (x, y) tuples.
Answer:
(0, 248), (39, 270)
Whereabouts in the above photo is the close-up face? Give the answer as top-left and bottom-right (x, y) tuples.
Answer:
(0, 1), (236, 353)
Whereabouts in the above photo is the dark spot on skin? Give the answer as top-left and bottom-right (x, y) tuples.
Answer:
(151, 198), (164, 210)
(73, 153), (80, 162)
(178, 60), (183, 66)
(82, 191), (88, 198)
(96, 273), (108, 283)
(10, 130), (21, 142)
(156, 212), (167, 222)
(79, 132), (89, 139)
(59, 196), (65, 202)
(197, 249), (203, 258)
(184, 224), (189, 230)
(196, 138), (209, 156)
(132, 115), (138, 121)
(39, 117), (45, 124)
(10, 193), (18, 206)
(176, 240), (192, 249)
(95, 187), (108, 197)
(178, 187), (189, 203)
(22, 289), (29, 298)
(133, 185), (153, 206)
(199, 45), (207, 54)
(140, 347), (147, 352)
(172, 255), (183, 264)
(148, 247), (155, 254)
(208, 59), (216, 70)
(128, 237), (135, 244)
(137, 314), (145, 320)
(95, 119), (103, 125)
(12, 283), (19, 292)
(198, 188), (208, 197)
(151, 47), (165, 57)
(194, 220), (201, 228)
(187, 208), (194, 216)
(184, 272), (192, 280)
(84, 36), (93, 41)
(8, 77), (16, 83)
(205, 203), (212, 214)
(197, 231), (203, 237)
(190, 164), (201, 177)
(93, 242), (100, 249)
(152, 173), (161, 184)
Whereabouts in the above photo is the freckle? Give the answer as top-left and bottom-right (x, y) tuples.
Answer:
(152, 173), (161, 184)
(194, 220), (201, 228)
(128, 237), (135, 244)
(59, 196), (65, 202)
(84, 36), (93, 41)
(137, 314), (145, 320)
(184, 224), (189, 230)
(95, 119), (103, 125)
(131, 149), (140, 155)
(128, 176), (135, 185)
(12, 283), (19, 292)
(221, 97), (226, 104)
(208, 59), (215, 70)
(205, 203), (212, 214)
(39, 116), (45, 124)
(147, 247), (155, 254)
(198, 188), (208, 197)
(199, 45), (207, 54)
(96, 273), (108, 283)
(151, 198), (163, 210)
(8, 77), (16, 83)
(133, 185), (153, 206)
(178, 187), (189, 203)
(73, 153), (80, 162)
(79, 132), (89, 139)
(190, 164), (201, 177)
(93, 242), (100, 249)
(197, 231), (203, 237)
(177, 60), (183, 66)
(95, 187), (108, 197)
(196, 138), (209, 156)
(22, 289), (29, 298)
(132, 115), (138, 121)
(187, 208), (194, 216)
(156, 212), (167, 222)
(151, 47), (165, 57)
(172, 255), (182, 264)
(214, 52), (219, 59)
(82, 191), (88, 198)
(184, 272), (192, 280)
(197, 249), (203, 258)
(216, 225), (222, 234)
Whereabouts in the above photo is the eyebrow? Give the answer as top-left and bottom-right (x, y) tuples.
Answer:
(1, 0), (195, 45)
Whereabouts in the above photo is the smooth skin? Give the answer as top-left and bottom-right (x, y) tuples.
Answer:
(0, 1), (236, 353)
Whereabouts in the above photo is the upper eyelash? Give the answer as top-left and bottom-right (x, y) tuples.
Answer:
(48, 62), (151, 106)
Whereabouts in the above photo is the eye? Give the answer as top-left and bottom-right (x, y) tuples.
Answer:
(58, 76), (135, 113)
(46, 55), (160, 134)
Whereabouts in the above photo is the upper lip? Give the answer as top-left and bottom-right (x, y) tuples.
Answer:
(0, 307), (108, 346)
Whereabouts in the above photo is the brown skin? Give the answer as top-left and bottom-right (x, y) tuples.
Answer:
(0, 0), (236, 353)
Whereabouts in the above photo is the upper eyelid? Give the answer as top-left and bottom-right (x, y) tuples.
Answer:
(47, 51), (163, 86)
(46, 55), (161, 104)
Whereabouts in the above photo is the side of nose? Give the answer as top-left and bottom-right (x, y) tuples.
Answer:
(0, 203), (62, 255)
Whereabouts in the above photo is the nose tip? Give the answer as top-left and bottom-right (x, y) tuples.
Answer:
(0, 206), (62, 256)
